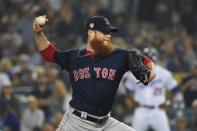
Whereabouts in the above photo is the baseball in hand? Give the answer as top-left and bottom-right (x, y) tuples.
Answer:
(35, 16), (47, 26)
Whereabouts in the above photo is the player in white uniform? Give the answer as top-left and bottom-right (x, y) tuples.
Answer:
(119, 48), (180, 131)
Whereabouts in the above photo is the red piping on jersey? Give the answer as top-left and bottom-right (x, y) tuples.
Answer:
(40, 44), (57, 62)
(143, 56), (152, 65)
(86, 49), (95, 58)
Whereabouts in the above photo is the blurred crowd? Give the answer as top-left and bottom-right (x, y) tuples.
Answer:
(0, 0), (197, 131)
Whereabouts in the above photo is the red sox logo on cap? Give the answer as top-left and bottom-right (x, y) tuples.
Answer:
(85, 16), (118, 33)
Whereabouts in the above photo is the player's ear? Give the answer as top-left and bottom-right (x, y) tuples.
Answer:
(87, 29), (95, 40)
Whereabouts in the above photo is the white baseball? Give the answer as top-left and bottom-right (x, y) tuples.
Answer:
(35, 16), (46, 26)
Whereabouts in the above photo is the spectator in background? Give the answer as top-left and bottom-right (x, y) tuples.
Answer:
(0, 71), (11, 93)
(47, 66), (67, 114)
(56, 5), (74, 38)
(167, 31), (192, 72)
(55, 6), (77, 49)
(111, 0), (130, 15)
(127, 17), (141, 37)
(0, 23), (22, 47)
(0, 85), (20, 116)
(113, 14), (128, 39)
(0, 23), (22, 61)
(20, 95), (45, 131)
(0, 99), (20, 131)
(85, 1), (101, 18)
(31, 71), (52, 121)
(46, 0), (63, 13)
(180, 65), (197, 107)
(16, 4), (35, 45)
(13, 54), (33, 86)
(27, 44), (42, 66)
(175, 116), (190, 131)
(0, 57), (13, 79)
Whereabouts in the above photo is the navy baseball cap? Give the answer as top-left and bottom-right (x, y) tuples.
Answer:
(85, 16), (118, 34)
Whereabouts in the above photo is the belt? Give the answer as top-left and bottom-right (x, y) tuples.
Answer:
(73, 110), (109, 124)
(134, 101), (166, 109)
(141, 104), (166, 109)
(142, 105), (156, 109)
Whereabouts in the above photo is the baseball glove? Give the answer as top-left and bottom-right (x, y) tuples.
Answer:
(128, 49), (151, 85)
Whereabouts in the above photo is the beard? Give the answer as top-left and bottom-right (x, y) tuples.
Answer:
(90, 38), (114, 56)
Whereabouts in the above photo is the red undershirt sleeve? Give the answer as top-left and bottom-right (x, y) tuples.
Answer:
(40, 44), (57, 63)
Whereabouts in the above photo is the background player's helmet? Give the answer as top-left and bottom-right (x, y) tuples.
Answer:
(143, 48), (158, 63)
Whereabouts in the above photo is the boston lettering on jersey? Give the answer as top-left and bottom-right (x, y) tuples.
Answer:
(73, 67), (116, 81)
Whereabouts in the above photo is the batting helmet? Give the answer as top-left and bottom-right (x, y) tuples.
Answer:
(143, 48), (158, 63)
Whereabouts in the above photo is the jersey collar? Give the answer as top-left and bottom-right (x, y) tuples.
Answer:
(86, 49), (95, 58)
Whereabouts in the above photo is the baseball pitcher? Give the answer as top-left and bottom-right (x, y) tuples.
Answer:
(32, 15), (156, 131)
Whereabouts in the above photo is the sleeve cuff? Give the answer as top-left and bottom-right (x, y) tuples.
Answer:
(40, 43), (57, 63)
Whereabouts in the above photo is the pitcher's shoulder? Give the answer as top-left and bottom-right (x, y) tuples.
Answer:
(113, 48), (128, 54)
